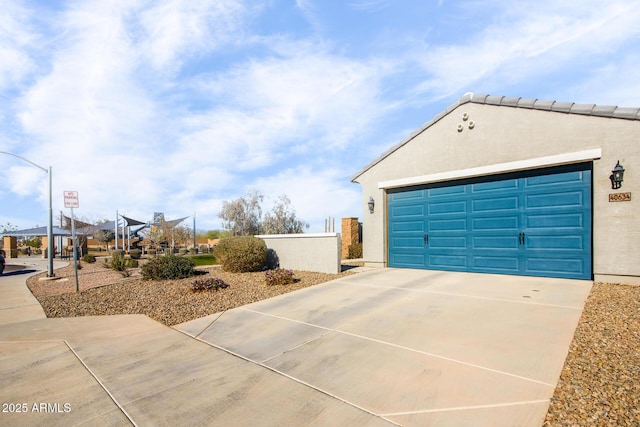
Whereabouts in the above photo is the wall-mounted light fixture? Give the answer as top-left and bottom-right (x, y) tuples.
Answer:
(610, 161), (625, 189)
(368, 197), (375, 214)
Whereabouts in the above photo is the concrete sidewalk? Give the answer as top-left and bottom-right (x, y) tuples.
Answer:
(0, 262), (591, 426)
(0, 257), (66, 326)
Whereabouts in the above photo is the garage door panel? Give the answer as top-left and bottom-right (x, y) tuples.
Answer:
(429, 218), (467, 231)
(473, 255), (520, 272)
(388, 163), (592, 279)
(472, 196), (518, 212)
(391, 220), (423, 233)
(473, 236), (518, 249)
(429, 254), (467, 268)
(526, 191), (584, 209)
(472, 178), (518, 192)
(524, 170), (586, 187)
(526, 213), (584, 229)
(391, 190), (425, 201)
(526, 235), (586, 250)
(429, 236), (467, 249)
(391, 204), (424, 217)
(472, 216), (519, 231)
(392, 237), (424, 249)
(525, 257), (586, 276)
(429, 186), (466, 197)
(391, 253), (425, 267)
(429, 200), (467, 215)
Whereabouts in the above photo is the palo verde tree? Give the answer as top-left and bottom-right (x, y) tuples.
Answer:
(218, 190), (264, 236)
(218, 191), (308, 236)
(262, 195), (309, 234)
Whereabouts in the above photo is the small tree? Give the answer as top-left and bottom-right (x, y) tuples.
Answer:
(262, 195), (309, 234)
(218, 190), (263, 236)
(94, 229), (115, 250)
(1, 223), (18, 237)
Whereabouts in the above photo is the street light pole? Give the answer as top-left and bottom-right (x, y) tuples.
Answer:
(0, 151), (55, 277)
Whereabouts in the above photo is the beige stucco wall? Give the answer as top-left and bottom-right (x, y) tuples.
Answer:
(354, 102), (640, 282)
(257, 233), (342, 274)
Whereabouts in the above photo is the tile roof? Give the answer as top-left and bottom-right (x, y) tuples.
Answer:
(351, 93), (640, 182)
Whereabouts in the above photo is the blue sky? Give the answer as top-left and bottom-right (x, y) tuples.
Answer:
(1, 0), (639, 232)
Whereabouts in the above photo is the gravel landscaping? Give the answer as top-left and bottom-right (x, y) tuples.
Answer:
(26, 261), (639, 425)
(543, 282), (640, 426)
(26, 260), (355, 326)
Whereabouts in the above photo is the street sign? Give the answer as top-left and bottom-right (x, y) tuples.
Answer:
(64, 191), (79, 208)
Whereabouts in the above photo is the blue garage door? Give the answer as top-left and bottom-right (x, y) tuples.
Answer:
(388, 163), (592, 279)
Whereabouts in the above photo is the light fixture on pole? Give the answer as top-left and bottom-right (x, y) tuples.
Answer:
(0, 151), (54, 277)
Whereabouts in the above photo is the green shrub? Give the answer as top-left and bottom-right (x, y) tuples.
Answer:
(190, 277), (228, 292)
(141, 254), (195, 280)
(126, 259), (139, 268)
(111, 249), (125, 259)
(129, 249), (142, 259)
(82, 253), (97, 263)
(347, 243), (363, 259)
(147, 249), (156, 256)
(179, 248), (188, 256)
(265, 268), (295, 286)
(111, 255), (127, 272)
(215, 236), (266, 273)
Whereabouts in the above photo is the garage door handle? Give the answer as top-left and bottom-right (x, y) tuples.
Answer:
(519, 232), (525, 245)
(424, 234), (429, 244)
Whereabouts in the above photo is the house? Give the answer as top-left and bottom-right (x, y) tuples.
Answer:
(351, 93), (639, 284)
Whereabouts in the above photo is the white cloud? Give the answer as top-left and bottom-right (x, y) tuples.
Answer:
(138, 0), (248, 73)
(0, 1), (38, 90)
(407, 0), (640, 101)
(199, 50), (388, 151)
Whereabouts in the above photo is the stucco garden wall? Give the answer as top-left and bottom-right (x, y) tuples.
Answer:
(353, 96), (640, 283)
(257, 233), (341, 274)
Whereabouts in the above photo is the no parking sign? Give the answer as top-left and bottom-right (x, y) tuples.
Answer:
(64, 191), (79, 208)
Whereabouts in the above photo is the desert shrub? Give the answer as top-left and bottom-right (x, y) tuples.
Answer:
(179, 248), (188, 256)
(111, 255), (127, 272)
(190, 277), (228, 292)
(82, 253), (96, 263)
(215, 236), (266, 273)
(126, 259), (139, 268)
(347, 243), (363, 259)
(188, 248), (197, 255)
(147, 249), (156, 256)
(141, 254), (195, 280)
(129, 249), (141, 259)
(111, 249), (125, 259)
(265, 268), (295, 286)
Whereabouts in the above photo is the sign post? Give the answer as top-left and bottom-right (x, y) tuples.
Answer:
(64, 191), (80, 292)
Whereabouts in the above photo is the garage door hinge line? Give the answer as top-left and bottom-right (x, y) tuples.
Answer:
(242, 309), (556, 388)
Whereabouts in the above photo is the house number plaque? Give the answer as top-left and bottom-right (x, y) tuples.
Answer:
(609, 192), (631, 202)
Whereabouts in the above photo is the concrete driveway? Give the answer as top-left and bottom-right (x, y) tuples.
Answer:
(0, 265), (591, 426)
